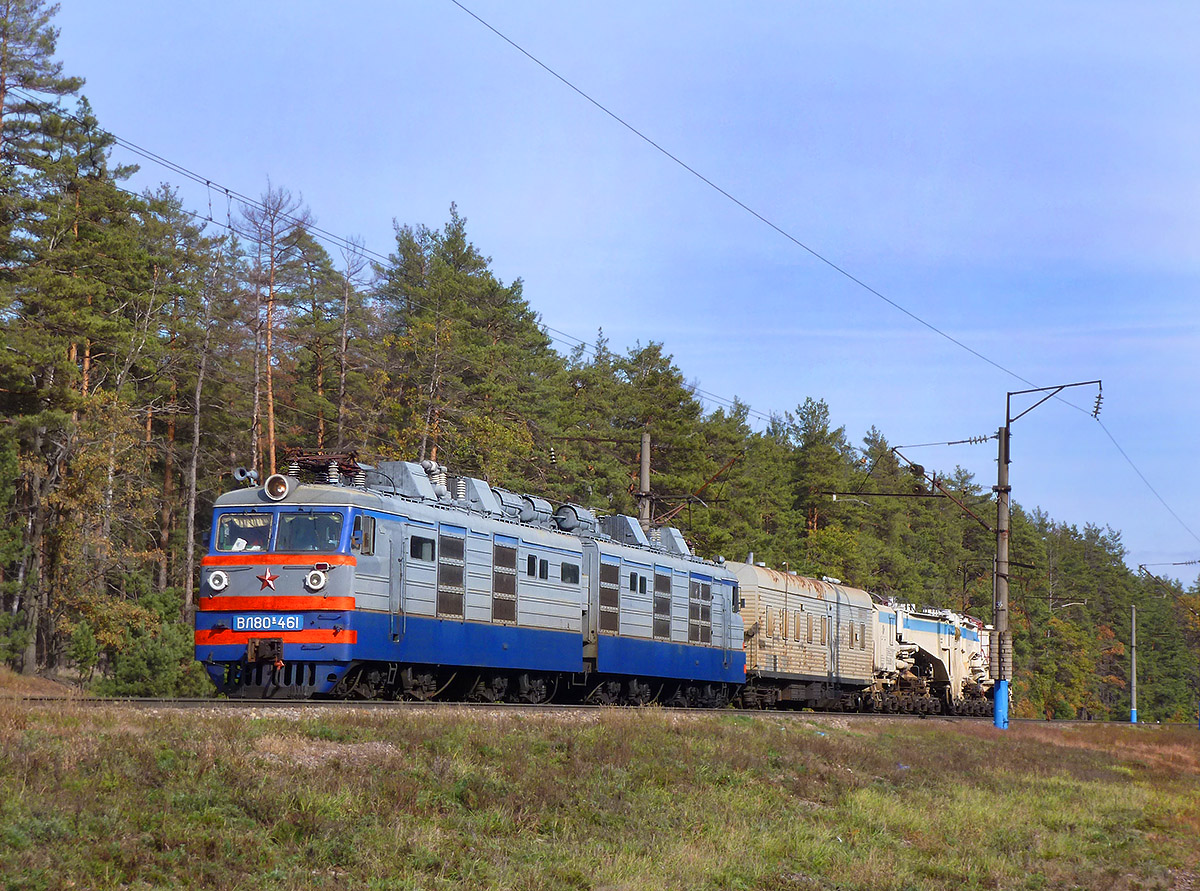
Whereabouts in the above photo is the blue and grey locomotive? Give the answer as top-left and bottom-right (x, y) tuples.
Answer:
(194, 454), (746, 705)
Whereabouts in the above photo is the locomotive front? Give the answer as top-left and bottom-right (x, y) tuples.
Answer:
(195, 470), (364, 697)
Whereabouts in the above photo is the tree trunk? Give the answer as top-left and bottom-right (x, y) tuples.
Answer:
(159, 394), (175, 592)
(265, 228), (278, 475)
(337, 275), (350, 450)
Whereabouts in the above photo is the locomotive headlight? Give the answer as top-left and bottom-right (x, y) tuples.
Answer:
(264, 473), (291, 501)
(305, 569), (328, 592)
(208, 570), (229, 592)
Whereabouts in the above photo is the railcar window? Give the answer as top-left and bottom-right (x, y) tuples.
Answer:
(216, 513), (273, 552)
(275, 511), (343, 552)
(437, 531), (466, 617)
(528, 555), (537, 577)
(639, 575), (647, 595)
(860, 623), (866, 650)
(539, 559), (549, 580)
(492, 541), (518, 623)
(653, 570), (671, 640)
(820, 616), (827, 646)
(561, 562), (580, 585)
(794, 611), (802, 642)
(688, 578), (712, 643)
(410, 536), (435, 562)
(599, 561), (620, 633)
(629, 572), (637, 593)
(807, 614), (813, 644)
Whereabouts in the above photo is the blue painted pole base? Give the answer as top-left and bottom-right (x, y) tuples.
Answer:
(993, 679), (1009, 730)
(1130, 708), (1137, 724)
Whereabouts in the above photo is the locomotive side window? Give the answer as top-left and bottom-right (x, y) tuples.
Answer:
(436, 530), (466, 618)
(599, 561), (620, 633)
(539, 559), (549, 580)
(492, 538), (518, 623)
(410, 536), (435, 562)
(653, 570), (671, 640)
(352, 515), (376, 555)
(216, 513), (272, 552)
(561, 562), (580, 585)
(276, 511), (343, 552)
(629, 572), (637, 592)
(527, 555), (537, 577)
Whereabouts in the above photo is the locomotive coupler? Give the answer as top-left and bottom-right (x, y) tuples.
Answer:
(247, 637), (284, 664)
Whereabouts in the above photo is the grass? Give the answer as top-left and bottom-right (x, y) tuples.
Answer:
(0, 702), (1198, 890)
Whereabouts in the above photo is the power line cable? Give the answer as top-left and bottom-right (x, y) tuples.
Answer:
(14, 86), (773, 417)
(11, 78), (1193, 548)
(448, 0), (1199, 550)
(448, 0), (1037, 387)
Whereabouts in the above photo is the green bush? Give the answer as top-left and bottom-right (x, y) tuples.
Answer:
(93, 589), (214, 698)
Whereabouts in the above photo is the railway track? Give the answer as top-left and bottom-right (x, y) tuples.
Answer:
(3, 695), (1025, 723)
(12, 695), (1183, 728)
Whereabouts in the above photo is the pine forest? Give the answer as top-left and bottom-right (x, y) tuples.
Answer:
(1, 2), (1198, 720)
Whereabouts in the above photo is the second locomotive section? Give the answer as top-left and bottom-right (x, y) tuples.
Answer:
(195, 457), (746, 703)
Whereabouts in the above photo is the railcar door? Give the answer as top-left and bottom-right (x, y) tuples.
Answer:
(828, 598), (840, 685)
(389, 535), (402, 641)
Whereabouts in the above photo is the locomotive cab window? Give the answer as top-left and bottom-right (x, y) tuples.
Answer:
(275, 511), (343, 553)
(410, 536), (435, 562)
(216, 513), (272, 552)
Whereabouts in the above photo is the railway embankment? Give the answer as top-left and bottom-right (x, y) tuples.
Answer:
(2, 690), (1198, 890)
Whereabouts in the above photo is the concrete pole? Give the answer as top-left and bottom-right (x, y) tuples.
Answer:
(1130, 603), (1138, 724)
(993, 424), (1011, 730)
(638, 432), (652, 533)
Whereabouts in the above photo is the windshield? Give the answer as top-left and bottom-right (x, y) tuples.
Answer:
(275, 511), (344, 553)
(215, 513), (273, 552)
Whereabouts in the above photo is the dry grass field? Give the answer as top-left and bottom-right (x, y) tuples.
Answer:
(0, 687), (1197, 890)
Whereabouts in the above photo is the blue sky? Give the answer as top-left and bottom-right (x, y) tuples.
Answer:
(54, 2), (1200, 584)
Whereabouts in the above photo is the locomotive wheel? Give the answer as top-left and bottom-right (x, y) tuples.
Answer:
(626, 679), (653, 706)
(883, 694), (899, 713)
(666, 686), (690, 708)
(515, 673), (550, 704)
(586, 680), (621, 705)
(469, 674), (510, 703)
(929, 696), (943, 715)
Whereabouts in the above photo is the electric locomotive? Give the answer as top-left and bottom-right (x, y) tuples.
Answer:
(194, 453), (746, 704)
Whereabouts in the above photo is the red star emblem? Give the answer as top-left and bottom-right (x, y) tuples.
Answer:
(256, 569), (279, 590)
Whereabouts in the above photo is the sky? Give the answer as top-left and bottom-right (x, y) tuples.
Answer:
(52, 2), (1200, 585)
